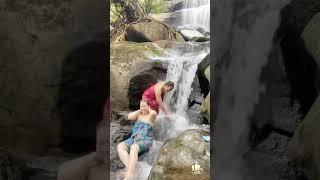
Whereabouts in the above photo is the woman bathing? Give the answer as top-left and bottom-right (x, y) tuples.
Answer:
(117, 100), (157, 180)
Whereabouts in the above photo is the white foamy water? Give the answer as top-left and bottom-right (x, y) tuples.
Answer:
(172, 0), (210, 31)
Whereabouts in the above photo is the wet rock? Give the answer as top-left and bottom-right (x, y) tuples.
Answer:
(148, 129), (210, 179)
(124, 19), (184, 43)
(187, 103), (204, 125)
(196, 27), (208, 35)
(200, 93), (210, 123)
(197, 54), (210, 96)
(288, 95), (320, 180)
(190, 36), (210, 42)
(189, 76), (204, 106)
(180, 29), (204, 41)
(112, 127), (132, 143)
(200, 66), (210, 123)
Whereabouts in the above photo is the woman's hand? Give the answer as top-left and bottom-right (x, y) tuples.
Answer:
(165, 112), (173, 119)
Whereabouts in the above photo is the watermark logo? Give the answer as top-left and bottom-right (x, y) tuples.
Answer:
(192, 162), (203, 175)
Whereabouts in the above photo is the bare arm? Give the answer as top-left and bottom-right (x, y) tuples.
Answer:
(150, 110), (157, 121)
(155, 85), (170, 115)
(127, 110), (140, 120)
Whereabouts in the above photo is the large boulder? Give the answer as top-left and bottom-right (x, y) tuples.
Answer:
(113, 19), (184, 43)
(197, 54), (210, 96)
(110, 41), (167, 111)
(180, 29), (204, 41)
(200, 93), (210, 123)
(148, 129), (210, 179)
(302, 13), (320, 67)
(200, 66), (210, 122)
(288, 95), (320, 180)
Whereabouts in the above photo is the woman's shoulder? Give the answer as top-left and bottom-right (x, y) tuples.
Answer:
(149, 109), (157, 116)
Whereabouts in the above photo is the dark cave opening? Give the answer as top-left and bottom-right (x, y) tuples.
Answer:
(56, 41), (108, 154)
(128, 67), (167, 110)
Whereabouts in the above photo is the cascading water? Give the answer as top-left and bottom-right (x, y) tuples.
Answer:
(213, 0), (290, 179)
(152, 42), (210, 140)
(172, 0), (210, 31)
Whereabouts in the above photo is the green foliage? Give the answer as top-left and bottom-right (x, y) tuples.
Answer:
(140, 0), (167, 14)
(110, 0), (167, 24)
(110, 2), (124, 23)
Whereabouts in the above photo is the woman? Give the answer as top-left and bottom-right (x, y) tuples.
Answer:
(142, 81), (174, 118)
(117, 100), (157, 180)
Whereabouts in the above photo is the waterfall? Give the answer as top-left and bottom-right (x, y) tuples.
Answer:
(148, 42), (210, 141)
(213, 0), (290, 179)
(171, 0), (210, 31)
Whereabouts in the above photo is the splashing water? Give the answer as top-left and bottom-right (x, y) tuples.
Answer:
(151, 42), (210, 140)
(213, 0), (290, 179)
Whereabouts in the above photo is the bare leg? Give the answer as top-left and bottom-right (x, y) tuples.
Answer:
(124, 144), (140, 180)
(117, 142), (130, 167)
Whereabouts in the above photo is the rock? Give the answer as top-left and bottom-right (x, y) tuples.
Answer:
(189, 75), (204, 106)
(57, 152), (98, 180)
(180, 30), (204, 41)
(204, 66), (210, 82)
(288, 95), (320, 180)
(110, 41), (166, 111)
(196, 27), (208, 35)
(148, 129), (210, 179)
(125, 19), (185, 43)
(200, 93), (210, 123)
(187, 103), (204, 124)
(190, 36), (210, 42)
(302, 13), (320, 67)
(197, 54), (210, 96)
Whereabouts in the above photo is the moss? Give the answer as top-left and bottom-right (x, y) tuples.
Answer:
(110, 41), (163, 65)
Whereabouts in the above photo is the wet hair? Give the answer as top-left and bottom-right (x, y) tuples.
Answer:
(165, 81), (174, 88)
(140, 99), (149, 105)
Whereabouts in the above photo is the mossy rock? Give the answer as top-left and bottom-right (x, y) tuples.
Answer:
(148, 129), (210, 180)
(200, 93), (210, 123)
(114, 19), (185, 43)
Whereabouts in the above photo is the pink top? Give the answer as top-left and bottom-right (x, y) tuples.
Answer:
(142, 84), (164, 112)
